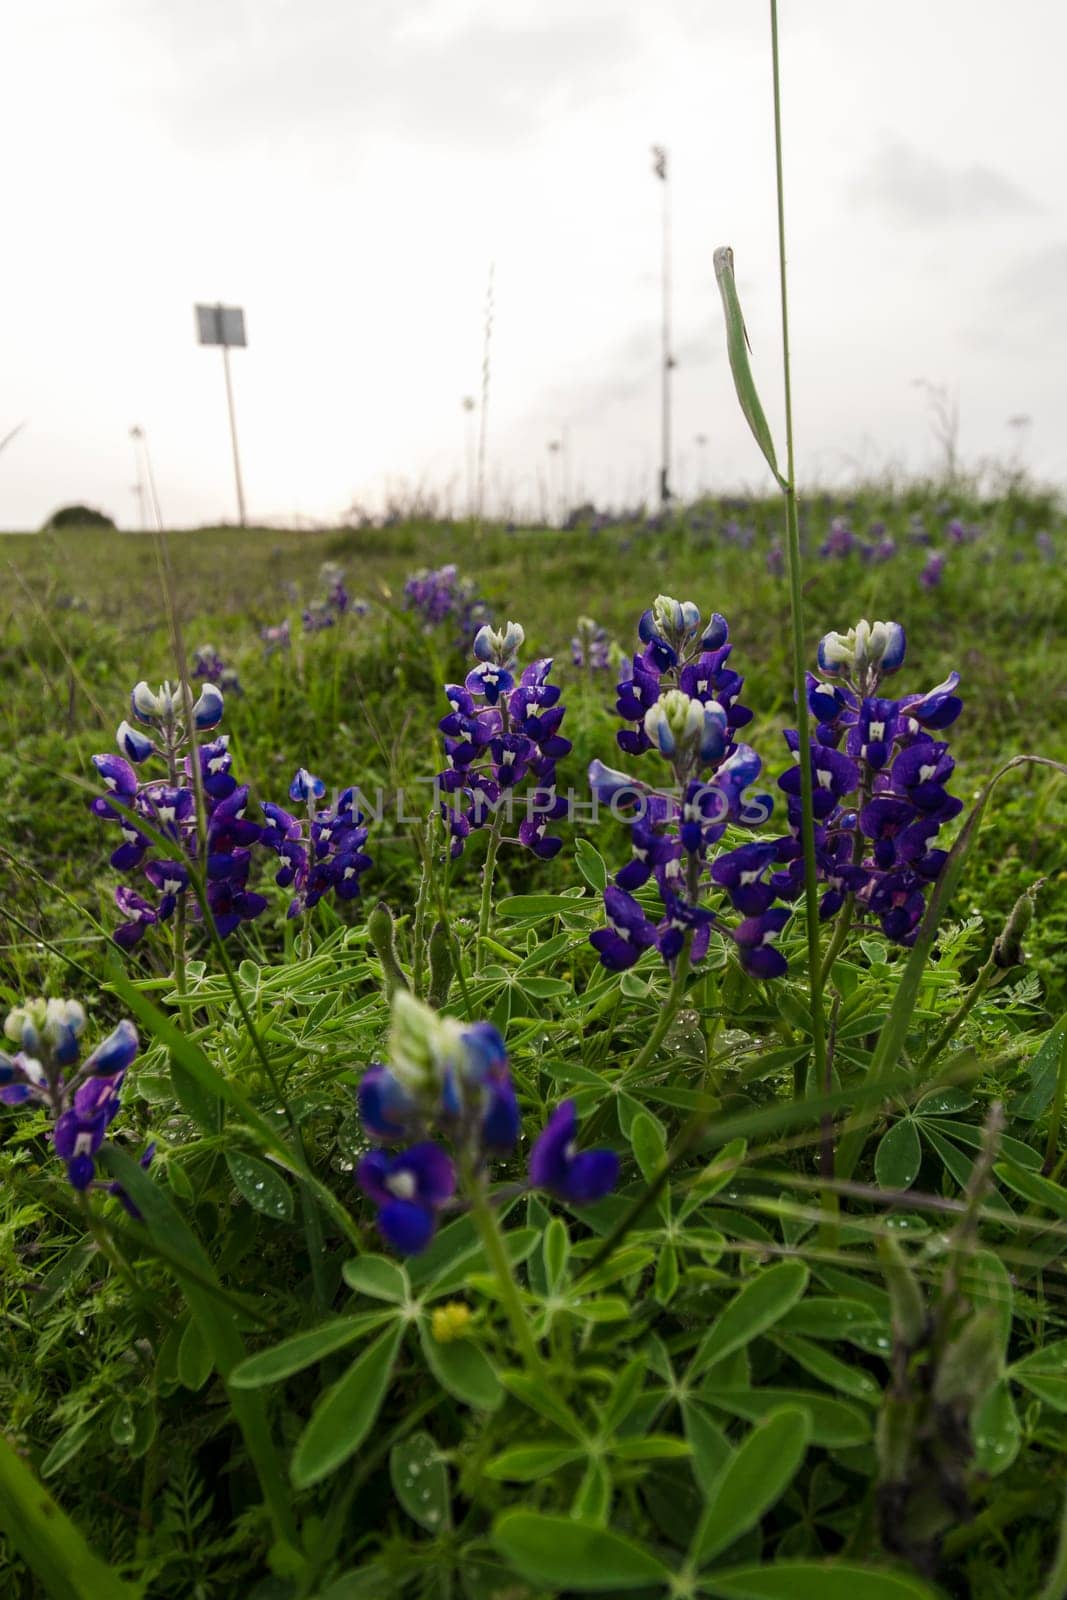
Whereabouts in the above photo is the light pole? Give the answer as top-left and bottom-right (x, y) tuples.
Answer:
(462, 395), (476, 519)
(651, 145), (674, 508)
(195, 302), (248, 526)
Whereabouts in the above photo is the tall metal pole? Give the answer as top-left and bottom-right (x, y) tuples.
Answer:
(652, 146), (673, 507)
(220, 334), (247, 526)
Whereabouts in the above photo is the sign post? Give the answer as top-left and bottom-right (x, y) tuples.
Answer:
(195, 303), (248, 526)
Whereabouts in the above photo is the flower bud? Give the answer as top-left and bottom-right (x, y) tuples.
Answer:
(388, 990), (465, 1095)
(473, 621), (524, 666)
(878, 1235), (927, 1350)
(651, 594), (687, 635)
(932, 1308), (1002, 1411)
(817, 619), (905, 681)
(993, 882), (1038, 969)
(130, 681), (161, 722)
(116, 720), (155, 763)
(368, 901), (408, 999)
(643, 689), (705, 760)
(192, 683), (224, 729)
(431, 1302), (472, 1342)
(4, 1000), (46, 1053)
(427, 919), (454, 1009)
(288, 768), (326, 803)
(81, 1019), (139, 1077)
(43, 999), (86, 1047)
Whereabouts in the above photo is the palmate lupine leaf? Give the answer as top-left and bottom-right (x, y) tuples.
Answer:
(713, 247), (786, 489)
(100, 1146), (299, 1551)
(0, 1433), (143, 1600)
(836, 753), (1067, 1180)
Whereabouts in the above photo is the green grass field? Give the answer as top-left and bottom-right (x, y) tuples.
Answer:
(1, 490), (1066, 1600)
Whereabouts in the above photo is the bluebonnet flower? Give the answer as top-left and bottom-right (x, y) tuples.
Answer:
(91, 680), (267, 948)
(261, 620), (291, 656)
(355, 994), (616, 1254)
(820, 516), (858, 559)
(714, 619), (963, 958)
(357, 1143), (456, 1254)
(589, 594), (773, 976)
(571, 616), (612, 671)
(192, 644), (241, 694)
(920, 551), (946, 589)
(404, 562), (488, 648)
(1, 1002), (144, 1194)
(303, 600), (336, 633)
(436, 623), (571, 862)
(528, 1100), (619, 1203)
(260, 771), (372, 918)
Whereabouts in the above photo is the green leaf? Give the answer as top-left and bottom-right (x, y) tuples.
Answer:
(290, 1323), (403, 1489)
(1010, 1341), (1067, 1412)
(230, 1314), (395, 1389)
(694, 1407), (811, 1565)
(485, 1443), (585, 1481)
(1013, 1014), (1067, 1120)
(713, 245), (784, 486)
(705, 1388), (870, 1448)
(684, 1400), (732, 1491)
(40, 1418), (96, 1480)
(0, 1433), (143, 1600)
(543, 1216), (570, 1294)
(575, 838), (608, 892)
(696, 1262), (809, 1372)
(491, 1511), (671, 1591)
(874, 1119), (921, 1190)
(389, 1432), (451, 1531)
(573, 1458), (613, 1524)
(995, 1161), (1067, 1218)
(170, 1058), (222, 1133)
(702, 1561), (936, 1598)
(497, 893), (591, 919)
(419, 1323), (502, 1410)
(836, 754), (1067, 1181)
(631, 1111), (667, 1185)
(343, 1254), (410, 1303)
(772, 1334), (881, 1404)
(779, 1298), (880, 1339)
(518, 976), (572, 999)
(612, 1436), (691, 1462)
(973, 1379), (1021, 1477)
(225, 1152), (294, 1220)
(177, 1317), (214, 1391)
(960, 1249), (1013, 1360)
(99, 1146), (297, 1544)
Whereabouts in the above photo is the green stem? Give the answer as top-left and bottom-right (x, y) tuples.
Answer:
(412, 817), (434, 998)
(77, 1192), (143, 1299)
(770, 0), (828, 1113)
(622, 943), (691, 1085)
(466, 1170), (542, 1374)
(172, 898), (188, 1002)
(1043, 1024), (1067, 1176)
(476, 812), (505, 973)
(817, 893), (854, 989)
(919, 950), (998, 1073)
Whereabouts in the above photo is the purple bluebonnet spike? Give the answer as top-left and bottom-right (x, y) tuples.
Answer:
(529, 1100), (618, 1204)
(357, 1142), (456, 1254)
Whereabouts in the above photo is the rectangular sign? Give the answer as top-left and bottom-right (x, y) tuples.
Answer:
(195, 304), (247, 348)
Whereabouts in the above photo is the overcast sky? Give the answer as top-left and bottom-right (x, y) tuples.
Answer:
(2, 0), (1064, 528)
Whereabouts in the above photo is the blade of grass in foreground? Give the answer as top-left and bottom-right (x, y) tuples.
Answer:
(0, 1432), (143, 1600)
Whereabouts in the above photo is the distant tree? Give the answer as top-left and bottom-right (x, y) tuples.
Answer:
(42, 504), (116, 530)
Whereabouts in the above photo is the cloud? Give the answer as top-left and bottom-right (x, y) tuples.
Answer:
(850, 140), (1037, 224)
(143, 4), (636, 153)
